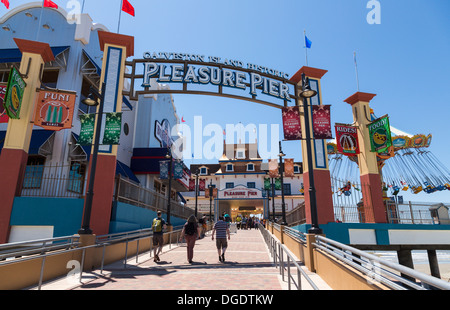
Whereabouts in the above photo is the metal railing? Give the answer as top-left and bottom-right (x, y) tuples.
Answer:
(115, 176), (195, 220)
(0, 227), (184, 290)
(259, 224), (319, 290)
(314, 235), (450, 290)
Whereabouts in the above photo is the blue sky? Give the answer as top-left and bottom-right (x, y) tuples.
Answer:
(2, 0), (450, 203)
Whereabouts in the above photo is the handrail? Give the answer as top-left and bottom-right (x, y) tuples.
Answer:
(259, 224), (319, 290)
(314, 235), (450, 290)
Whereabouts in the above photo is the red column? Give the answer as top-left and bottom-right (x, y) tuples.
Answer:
(291, 67), (335, 225)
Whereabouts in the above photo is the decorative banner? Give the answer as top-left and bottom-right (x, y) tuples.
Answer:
(4, 67), (26, 119)
(173, 160), (183, 180)
(34, 89), (77, 131)
(282, 106), (302, 140)
(205, 187), (218, 199)
(335, 124), (360, 156)
(269, 159), (279, 178)
(78, 114), (95, 145)
(102, 112), (122, 145)
(284, 158), (295, 177)
(199, 179), (206, 191)
(159, 160), (169, 180)
(312, 105), (333, 139)
(368, 115), (392, 153)
(0, 83), (8, 123)
(264, 178), (271, 191)
(274, 178), (282, 190)
(189, 179), (196, 191)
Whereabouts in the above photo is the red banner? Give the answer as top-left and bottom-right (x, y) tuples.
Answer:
(0, 83), (8, 123)
(313, 105), (332, 139)
(269, 159), (279, 178)
(284, 158), (295, 177)
(282, 106), (302, 140)
(335, 124), (360, 156)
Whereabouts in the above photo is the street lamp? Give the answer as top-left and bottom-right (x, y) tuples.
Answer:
(78, 82), (106, 235)
(300, 73), (323, 235)
(165, 147), (173, 226)
(271, 178), (276, 222)
(278, 141), (288, 226)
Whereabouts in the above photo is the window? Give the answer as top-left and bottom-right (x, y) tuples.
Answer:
(67, 162), (87, 194)
(247, 182), (256, 189)
(236, 150), (245, 159)
(41, 70), (59, 89)
(283, 184), (292, 195)
(23, 157), (46, 189)
(294, 165), (300, 173)
(247, 164), (254, 171)
(226, 164), (234, 172)
(200, 167), (208, 175)
(226, 182), (234, 189)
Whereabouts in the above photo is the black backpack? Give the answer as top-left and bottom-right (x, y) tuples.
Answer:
(185, 222), (197, 236)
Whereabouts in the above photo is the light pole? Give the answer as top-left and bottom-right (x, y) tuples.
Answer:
(300, 73), (323, 235)
(78, 82), (106, 235)
(194, 169), (199, 217)
(208, 179), (213, 222)
(271, 178), (276, 222)
(278, 141), (287, 226)
(165, 147), (173, 226)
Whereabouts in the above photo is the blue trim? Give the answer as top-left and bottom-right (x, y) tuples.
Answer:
(99, 46), (123, 155)
(0, 46), (70, 64)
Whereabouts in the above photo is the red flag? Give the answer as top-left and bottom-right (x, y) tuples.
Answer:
(122, 0), (135, 16)
(1, 0), (9, 9)
(43, 0), (58, 9)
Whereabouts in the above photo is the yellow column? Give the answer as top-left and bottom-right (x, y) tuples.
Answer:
(0, 39), (54, 243)
(344, 92), (387, 223)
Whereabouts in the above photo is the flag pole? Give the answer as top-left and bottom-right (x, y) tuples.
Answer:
(36, 0), (44, 41)
(354, 51), (360, 92)
(81, 0), (86, 14)
(304, 30), (308, 66)
(117, 0), (123, 34)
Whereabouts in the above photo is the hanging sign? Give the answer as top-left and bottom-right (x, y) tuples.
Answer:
(335, 124), (360, 155)
(368, 115), (392, 153)
(312, 105), (333, 139)
(0, 83), (8, 123)
(78, 114), (95, 145)
(282, 106), (302, 141)
(284, 158), (295, 177)
(264, 178), (271, 191)
(159, 160), (169, 180)
(34, 89), (77, 131)
(269, 159), (279, 178)
(4, 67), (26, 119)
(102, 112), (122, 145)
(173, 161), (184, 180)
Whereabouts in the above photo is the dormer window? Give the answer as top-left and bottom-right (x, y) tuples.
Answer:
(236, 150), (245, 159)
(247, 164), (254, 171)
(294, 165), (300, 174)
(200, 167), (208, 175)
(226, 164), (234, 172)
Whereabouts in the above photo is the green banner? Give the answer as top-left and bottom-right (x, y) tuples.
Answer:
(275, 178), (282, 190)
(102, 112), (122, 145)
(78, 113), (95, 145)
(4, 67), (26, 119)
(264, 178), (271, 191)
(368, 115), (392, 153)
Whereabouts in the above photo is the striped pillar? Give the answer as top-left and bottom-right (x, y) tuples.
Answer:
(0, 39), (54, 243)
(83, 31), (134, 236)
(344, 92), (387, 223)
(290, 67), (335, 225)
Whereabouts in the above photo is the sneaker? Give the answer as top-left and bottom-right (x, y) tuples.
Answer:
(219, 255), (222, 262)
(221, 254), (225, 262)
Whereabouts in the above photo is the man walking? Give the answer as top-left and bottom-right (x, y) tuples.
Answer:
(211, 216), (231, 262)
(152, 211), (167, 262)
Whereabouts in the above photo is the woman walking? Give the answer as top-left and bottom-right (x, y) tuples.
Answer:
(179, 215), (200, 264)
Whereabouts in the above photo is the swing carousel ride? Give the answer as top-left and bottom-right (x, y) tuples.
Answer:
(327, 111), (450, 200)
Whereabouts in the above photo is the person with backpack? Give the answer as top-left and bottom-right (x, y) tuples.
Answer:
(152, 211), (166, 263)
(179, 215), (200, 264)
